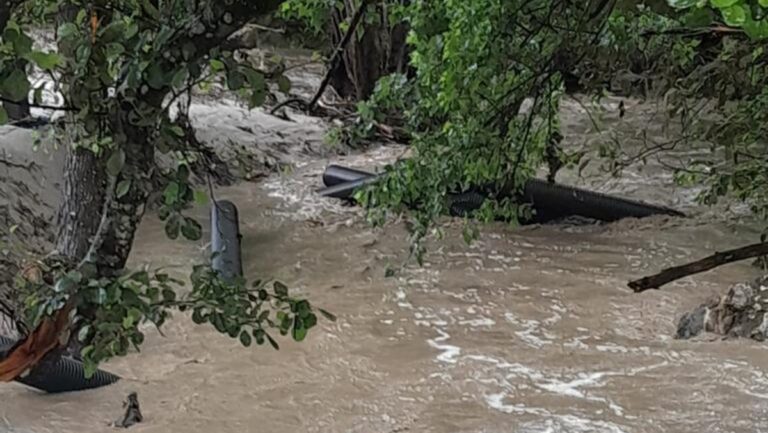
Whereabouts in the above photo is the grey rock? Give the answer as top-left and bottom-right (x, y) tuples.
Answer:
(676, 274), (768, 341)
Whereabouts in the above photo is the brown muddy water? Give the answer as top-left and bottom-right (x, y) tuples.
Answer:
(2, 94), (768, 433)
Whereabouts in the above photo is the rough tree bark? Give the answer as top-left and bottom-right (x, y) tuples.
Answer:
(327, 0), (411, 101)
(55, 148), (107, 260)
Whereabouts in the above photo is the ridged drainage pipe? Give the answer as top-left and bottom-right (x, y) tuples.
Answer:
(318, 164), (685, 223)
(210, 200), (243, 282)
(0, 335), (120, 393)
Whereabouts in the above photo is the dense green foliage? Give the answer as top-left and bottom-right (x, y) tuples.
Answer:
(0, 0), (332, 375)
(287, 0), (768, 261)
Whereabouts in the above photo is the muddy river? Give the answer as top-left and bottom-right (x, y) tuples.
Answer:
(1, 81), (767, 432)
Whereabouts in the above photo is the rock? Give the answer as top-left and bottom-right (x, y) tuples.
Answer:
(676, 275), (768, 341)
(675, 305), (708, 339)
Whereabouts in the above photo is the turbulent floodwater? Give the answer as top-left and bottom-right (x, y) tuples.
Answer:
(2, 90), (768, 432)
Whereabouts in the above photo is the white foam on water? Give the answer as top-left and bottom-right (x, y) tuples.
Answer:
(427, 328), (462, 364)
(505, 313), (555, 348)
(517, 415), (629, 433)
(458, 317), (497, 327)
(485, 393), (549, 416)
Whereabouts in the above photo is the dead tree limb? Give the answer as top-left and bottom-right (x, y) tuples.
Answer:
(629, 241), (768, 293)
(307, 0), (372, 111)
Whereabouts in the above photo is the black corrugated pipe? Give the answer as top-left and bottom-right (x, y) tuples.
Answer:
(210, 200), (243, 282)
(0, 335), (120, 393)
(318, 164), (685, 223)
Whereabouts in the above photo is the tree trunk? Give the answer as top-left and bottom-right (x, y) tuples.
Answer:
(327, 0), (411, 101)
(55, 147), (107, 260)
(91, 114), (155, 274)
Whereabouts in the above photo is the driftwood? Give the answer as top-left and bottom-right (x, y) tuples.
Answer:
(629, 241), (768, 293)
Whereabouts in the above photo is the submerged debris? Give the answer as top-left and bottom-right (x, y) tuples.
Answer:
(676, 275), (768, 340)
(112, 392), (143, 429)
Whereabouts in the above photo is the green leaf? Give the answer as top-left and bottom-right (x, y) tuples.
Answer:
(292, 317), (308, 342)
(105, 43), (125, 60)
(721, 4), (746, 25)
(107, 149), (126, 176)
(743, 16), (768, 39)
(0, 106), (7, 125)
(164, 181), (180, 205)
(0, 68), (29, 102)
(239, 330), (252, 347)
(123, 314), (135, 329)
(760, 0), (768, 7)
(116, 180), (131, 198)
(146, 63), (167, 89)
(192, 308), (206, 324)
(172, 68), (189, 89)
(162, 288), (176, 302)
(141, 0), (162, 20)
(131, 270), (150, 286)
(273, 281), (288, 297)
(249, 89), (267, 108)
(227, 70), (245, 90)
(276, 75), (292, 94)
(210, 59), (225, 72)
(54, 274), (78, 293)
(26, 51), (61, 71)
(181, 217), (203, 241)
(710, 0), (739, 7)
(243, 69), (265, 89)
(67, 270), (83, 283)
(194, 189), (208, 205)
(253, 328), (265, 345)
(82, 357), (97, 379)
(77, 325), (92, 342)
(57, 23), (78, 39)
(101, 22), (126, 43)
(165, 214), (181, 239)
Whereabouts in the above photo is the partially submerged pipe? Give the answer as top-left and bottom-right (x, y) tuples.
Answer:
(0, 336), (119, 393)
(322, 165), (375, 187)
(318, 164), (685, 223)
(211, 200), (243, 281)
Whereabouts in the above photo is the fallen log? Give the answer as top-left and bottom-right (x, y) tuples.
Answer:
(629, 241), (768, 292)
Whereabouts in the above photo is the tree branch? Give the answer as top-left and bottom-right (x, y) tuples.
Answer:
(640, 25), (745, 38)
(629, 241), (768, 292)
(0, 96), (78, 112)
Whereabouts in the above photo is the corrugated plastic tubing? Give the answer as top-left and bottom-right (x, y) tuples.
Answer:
(0, 335), (120, 393)
(318, 164), (685, 223)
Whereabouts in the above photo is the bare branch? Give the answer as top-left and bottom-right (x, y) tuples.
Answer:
(629, 242), (768, 292)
